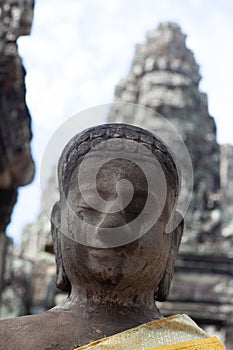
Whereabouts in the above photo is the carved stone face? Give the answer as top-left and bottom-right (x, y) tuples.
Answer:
(59, 151), (174, 291)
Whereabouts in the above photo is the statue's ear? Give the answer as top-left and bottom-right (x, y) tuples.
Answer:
(155, 211), (184, 302)
(51, 202), (71, 293)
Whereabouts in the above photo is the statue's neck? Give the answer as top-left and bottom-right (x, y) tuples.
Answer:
(50, 286), (162, 347)
(55, 282), (162, 323)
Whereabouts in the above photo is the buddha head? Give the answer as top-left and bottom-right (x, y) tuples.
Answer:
(51, 123), (183, 304)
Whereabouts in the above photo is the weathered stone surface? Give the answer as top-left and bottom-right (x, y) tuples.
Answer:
(21, 167), (58, 259)
(0, 0), (35, 317)
(0, 0), (35, 227)
(220, 144), (233, 240)
(0, 251), (33, 318)
(158, 253), (233, 343)
(0, 234), (11, 294)
(19, 168), (63, 314)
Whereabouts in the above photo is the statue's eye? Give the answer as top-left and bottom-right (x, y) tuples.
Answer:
(76, 207), (98, 218)
(77, 206), (92, 213)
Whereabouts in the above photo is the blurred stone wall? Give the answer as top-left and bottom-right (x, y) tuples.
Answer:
(0, 0), (35, 317)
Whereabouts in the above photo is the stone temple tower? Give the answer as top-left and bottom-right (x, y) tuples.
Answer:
(108, 22), (233, 347)
(108, 22), (222, 252)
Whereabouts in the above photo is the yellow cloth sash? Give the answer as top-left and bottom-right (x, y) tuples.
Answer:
(74, 314), (225, 349)
(152, 336), (224, 349)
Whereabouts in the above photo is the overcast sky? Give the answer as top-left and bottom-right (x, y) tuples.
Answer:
(7, 0), (233, 244)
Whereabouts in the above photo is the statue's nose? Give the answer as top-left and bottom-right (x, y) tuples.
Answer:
(98, 209), (127, 228)
(95, 208), (133, 246)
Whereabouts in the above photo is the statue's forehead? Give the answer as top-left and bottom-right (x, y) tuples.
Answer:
(69, 150), (162, 184)
(68, 159), (149, 193)
(66, 151), (167, 205)
(76, 138), (154, 158)
(59, 130), (179, 205)
(59, 128), (177, 183)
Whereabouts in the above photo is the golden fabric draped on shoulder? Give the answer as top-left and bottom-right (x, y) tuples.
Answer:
(74, 314), (225, 350)
(152, 336), (224, 349)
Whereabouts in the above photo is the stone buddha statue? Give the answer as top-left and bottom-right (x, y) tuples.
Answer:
(0, 124), (224, 349)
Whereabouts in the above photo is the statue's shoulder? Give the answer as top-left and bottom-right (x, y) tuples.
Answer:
(0, 310), (81, 350)
(0, 312), (51, 349)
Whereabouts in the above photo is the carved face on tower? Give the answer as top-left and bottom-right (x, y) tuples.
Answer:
(51, 124), (183, 302)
